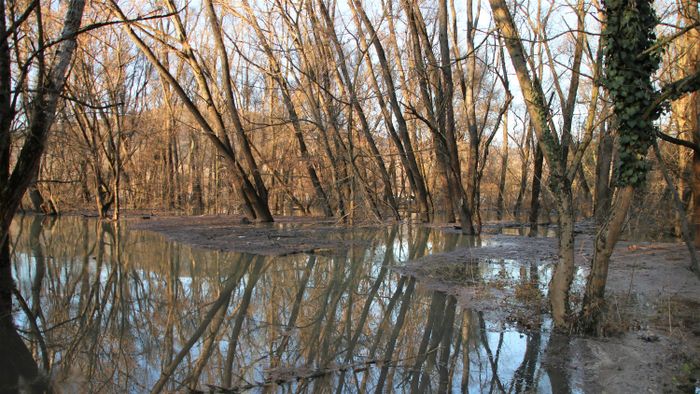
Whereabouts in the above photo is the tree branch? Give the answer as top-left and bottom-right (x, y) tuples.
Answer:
(645, 69), (700, 118)
(657, 130), (700, 153)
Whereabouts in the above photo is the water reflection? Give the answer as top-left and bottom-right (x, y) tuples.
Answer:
(8, 215), (579, 392)
(500, 225), (558, 238)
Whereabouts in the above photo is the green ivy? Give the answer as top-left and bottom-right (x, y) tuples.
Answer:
(602, 0), (661, 187)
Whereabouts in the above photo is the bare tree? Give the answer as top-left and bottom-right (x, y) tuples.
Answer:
(350, 0), (431, 221)
(488, 0), (602, 327)
(109, 0), (273, 221)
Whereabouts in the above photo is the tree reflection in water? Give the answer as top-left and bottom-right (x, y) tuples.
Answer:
(7, 216), (577, 392)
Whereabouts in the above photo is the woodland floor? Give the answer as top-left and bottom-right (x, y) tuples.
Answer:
(129, 214), (700, 393)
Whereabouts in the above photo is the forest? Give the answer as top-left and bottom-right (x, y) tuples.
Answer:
(0, 0), (699, 392)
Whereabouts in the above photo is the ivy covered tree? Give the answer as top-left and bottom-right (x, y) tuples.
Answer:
(605, 0), (660, 187)
(580, 0), (700, 333)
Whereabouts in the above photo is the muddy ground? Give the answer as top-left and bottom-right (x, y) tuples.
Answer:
(130, 214), (700, 393)
(401, 228), (700, 393)
(129, 214), (377, 255)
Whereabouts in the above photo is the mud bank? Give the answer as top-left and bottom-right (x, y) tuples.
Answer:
(128, 214), (377, 255)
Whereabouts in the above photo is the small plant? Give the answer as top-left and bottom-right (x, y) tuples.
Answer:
(514, 281), (542, 302)
(672, 360), (700, 392)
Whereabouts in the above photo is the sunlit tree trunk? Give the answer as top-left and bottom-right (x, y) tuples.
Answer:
(489, 0), (577, 327)
(514, 123), (533, 218)
(672, 1), (700, 245)
(496, 107), (509, 220)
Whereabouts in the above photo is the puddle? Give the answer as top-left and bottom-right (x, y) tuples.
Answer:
(8, 215), (585, 392)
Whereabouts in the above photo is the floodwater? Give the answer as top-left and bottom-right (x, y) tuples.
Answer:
(500, 225), (558, 238)
(9, 215), (583, 393)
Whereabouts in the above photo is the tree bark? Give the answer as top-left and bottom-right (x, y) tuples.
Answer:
(550, 188), (576, 327)
(438, 0), (476, 233)
(496, 108), (509, 220)
(514, 123), (533, 218)
(579, 186), (634, 333)
(594, 122), (614, 225)
(529, 143), (544, 234)
(463, 0), (481, 229)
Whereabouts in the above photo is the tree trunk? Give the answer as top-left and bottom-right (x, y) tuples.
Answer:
(529, 143), (544, 234)
(577, 165), (593, 216)
(95, 179), (113, 219)
(27, 173), (51, 214)
(0, 0), (86, 386)
(514, 124), (533, 218)
(188, 137), (204, 215)
(403, 0), (451, 224)
(594, 122), (614, 225)
(463, 0), (480, 231)
(438, 0), (476, 233)
(489, 0), (578, 330)
(550, 188), (575, 327)
(496, 109), (509, 220)
(579, 186), (634, 333)
(112, 148), (120, 221)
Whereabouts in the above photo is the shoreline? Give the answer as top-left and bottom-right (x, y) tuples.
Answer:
(128, 213), (700, 392)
